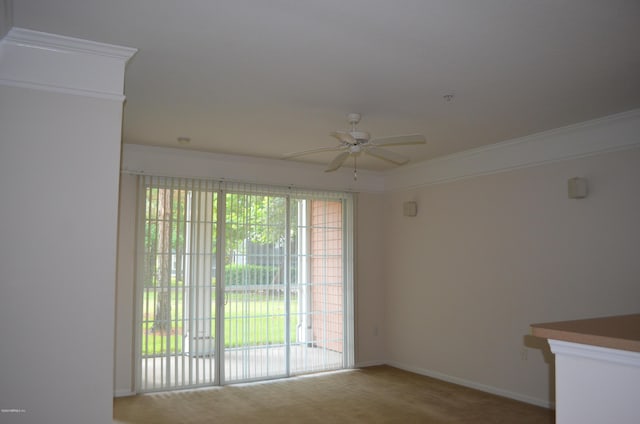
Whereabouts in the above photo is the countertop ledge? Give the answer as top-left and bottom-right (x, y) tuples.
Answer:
(531, 314), (640, 353)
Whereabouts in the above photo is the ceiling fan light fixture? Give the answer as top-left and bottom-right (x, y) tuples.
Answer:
(349, 144), (363, 154)
(283, 112), (426, 173)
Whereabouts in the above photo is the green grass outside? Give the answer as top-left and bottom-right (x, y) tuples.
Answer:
(141, 290), (298, 356)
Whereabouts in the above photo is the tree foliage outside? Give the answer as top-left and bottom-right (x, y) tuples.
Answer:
(225, 193), (293, 256)
(143, 187), (188, 286)
(144, 187), (299, 338)
(224, 264), (280, 286)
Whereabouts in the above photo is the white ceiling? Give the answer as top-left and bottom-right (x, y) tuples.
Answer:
(11, 0), (640, 171)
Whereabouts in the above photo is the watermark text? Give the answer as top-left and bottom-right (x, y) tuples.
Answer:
(1, 408), (27, 414)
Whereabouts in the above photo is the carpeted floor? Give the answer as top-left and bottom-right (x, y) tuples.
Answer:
(114, 366), (554, 423)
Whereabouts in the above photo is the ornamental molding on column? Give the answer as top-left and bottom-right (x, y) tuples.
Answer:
(549, 340), (640, 368)
(0, 27), (136, 100)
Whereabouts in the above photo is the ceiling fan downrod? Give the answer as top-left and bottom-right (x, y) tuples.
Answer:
(347, 112), (361, 132)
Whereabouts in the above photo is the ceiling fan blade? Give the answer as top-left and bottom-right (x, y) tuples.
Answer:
(365, 146), (410, 165)
(282, 145), (344, 159)
(370, 134), (426, 146)
(330, 131), (357, 145)
(325, 151), (350, 172)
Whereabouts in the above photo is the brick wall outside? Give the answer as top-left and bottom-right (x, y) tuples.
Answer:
(310, 200), (343, 353)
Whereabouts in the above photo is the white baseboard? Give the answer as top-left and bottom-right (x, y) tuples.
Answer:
(114, 389), (135, 398)
(355, 360), (386, 368)
(386, 360), (555, 410)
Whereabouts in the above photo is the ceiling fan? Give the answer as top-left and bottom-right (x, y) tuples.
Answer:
(283, 113), (426, 174)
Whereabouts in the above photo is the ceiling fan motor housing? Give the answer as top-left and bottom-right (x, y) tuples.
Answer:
(345, 113), (369, 142)
(350, 130), (370, 143)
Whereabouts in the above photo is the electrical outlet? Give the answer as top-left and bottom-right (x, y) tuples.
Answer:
(521, 348), (528, 361)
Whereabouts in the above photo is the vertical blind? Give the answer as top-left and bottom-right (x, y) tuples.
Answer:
(136, 176), (354, 392)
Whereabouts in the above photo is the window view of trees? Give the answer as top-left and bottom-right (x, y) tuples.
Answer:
(138, 178), (351, 391)
(142, 187), (298, 354)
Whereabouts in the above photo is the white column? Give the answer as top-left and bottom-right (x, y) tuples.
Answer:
(0, 28), (135, 424)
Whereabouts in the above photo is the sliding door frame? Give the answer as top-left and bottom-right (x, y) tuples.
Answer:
(134, 177), (354, 392)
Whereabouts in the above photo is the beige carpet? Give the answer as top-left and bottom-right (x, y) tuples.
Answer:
(114, 366), (554, 423)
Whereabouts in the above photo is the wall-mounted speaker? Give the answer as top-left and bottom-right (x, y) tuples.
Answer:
(403, 201), (418, 217)
(568, 177), (588, 199)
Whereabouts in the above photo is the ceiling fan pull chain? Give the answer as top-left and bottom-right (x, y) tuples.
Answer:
(353, 156), (358, 181)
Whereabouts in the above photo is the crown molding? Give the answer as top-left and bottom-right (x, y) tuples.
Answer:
(385, 109), (640, 192)
(0, 27), (136, 99)
(123, 109), (640, 194)
(0, 78), (126, 101)
(121, 144), (386, 193)
(4, 27), (136, 60)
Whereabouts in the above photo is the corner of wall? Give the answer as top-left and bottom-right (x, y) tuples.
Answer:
(0, 0), (13, 39)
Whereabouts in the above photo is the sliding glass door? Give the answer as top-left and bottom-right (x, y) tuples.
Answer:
(136, 178), (219, 391)
(289, 197), (349, 375)
(223, 191), (290, 382)
(135, 177), (353, 392)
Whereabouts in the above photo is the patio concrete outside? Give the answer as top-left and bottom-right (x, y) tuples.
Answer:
(140, 344), (343, 391)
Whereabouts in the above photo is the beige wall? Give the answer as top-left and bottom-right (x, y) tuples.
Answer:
(114, 132), (640, 405)
(383, 147), (640, 406)
(354, 192), (388, 365)
(114, 174), (138, 395)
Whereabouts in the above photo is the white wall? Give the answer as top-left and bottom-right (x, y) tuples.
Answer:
(383, 147), (640, 406)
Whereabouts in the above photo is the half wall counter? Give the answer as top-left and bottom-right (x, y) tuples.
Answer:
(531, 314), (640, 424)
